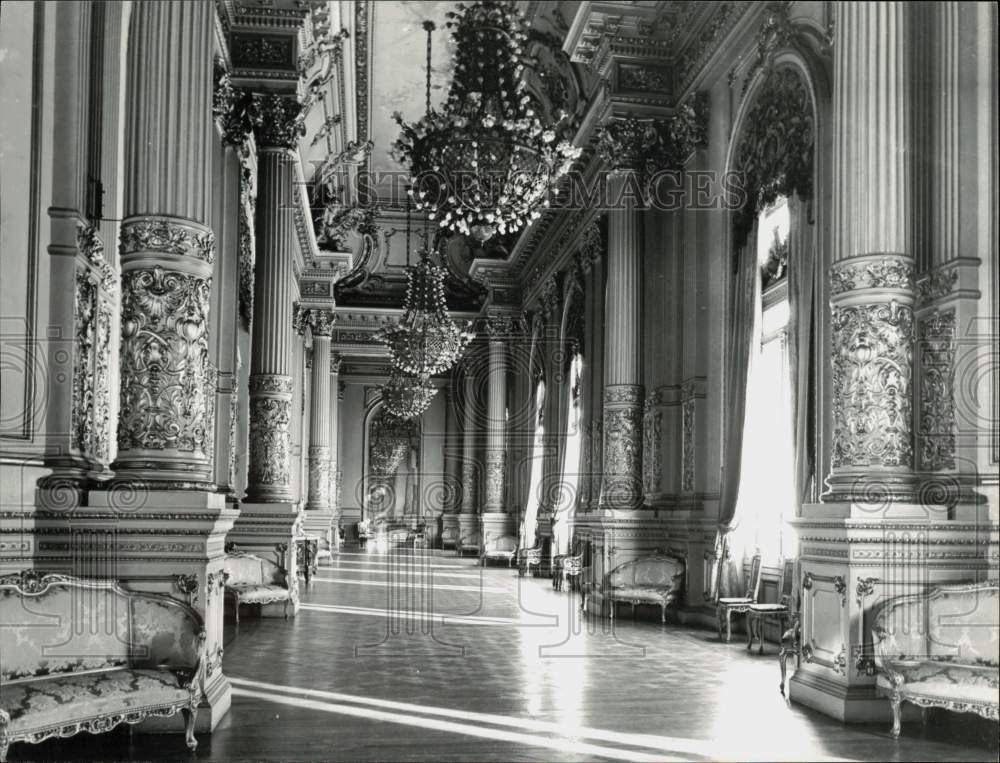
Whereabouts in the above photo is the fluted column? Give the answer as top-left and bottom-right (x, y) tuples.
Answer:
(596, 121), (646, 511)
(329, 354), (342, 541)
(297, 307), (336, 510)
(484, 318), (509, 513)
(826, 1), (917, 504)
(113, 0), (216, 486)
(245, 101), (302, 502)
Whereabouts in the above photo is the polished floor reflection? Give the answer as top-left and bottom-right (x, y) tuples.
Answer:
(14, 547), (999, 762)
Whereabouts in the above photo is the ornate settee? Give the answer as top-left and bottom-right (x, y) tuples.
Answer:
(0, 571), (205, 761)
(480, 534), (518, 567)
(223, 548), (294, 623)
(587, 552), (686, 622)
(517, 543), (542, 577)
(872, 580), (999, 738)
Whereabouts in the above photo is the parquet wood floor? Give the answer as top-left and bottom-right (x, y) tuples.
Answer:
(11, 547), (999, 762)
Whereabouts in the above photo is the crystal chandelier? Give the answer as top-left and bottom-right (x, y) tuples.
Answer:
(391, 3), (581, 243)
(375, 248), (475, 378)
(380, 370), (438, 420)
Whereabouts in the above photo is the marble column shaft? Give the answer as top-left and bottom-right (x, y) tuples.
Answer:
(827, 1), (918, 502)
(443, 387), (460, 513)
(245, 147), (298, 503)
(307, 328), (333, 511)
(113, 0), (216, 487)
(329, 355), (342, 526)
(600, 171), (644, 511)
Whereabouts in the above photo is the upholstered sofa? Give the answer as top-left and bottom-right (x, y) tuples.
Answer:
(481, 534), (518, 567)
(223, 549), (294, 623)
(872, 580), (999, 738)
(586, 552), (685, 622)
(0, 570), (205, 761)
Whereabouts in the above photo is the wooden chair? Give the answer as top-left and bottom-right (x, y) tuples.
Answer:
(746, 558), (798, 654)
(716, 550), (762, 643)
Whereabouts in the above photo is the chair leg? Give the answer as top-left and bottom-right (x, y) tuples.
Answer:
(758, 617), (765, 655)
(717, 608), (724, 641)
(725, 610), (733, 643)
(890, 691), (902, 738)
(746, 614), (754, 650)
(182, 706), (198, 751)
(0, 734), (9, 763)
(779, 648), (788, 695)
(660, 604), (666, 623)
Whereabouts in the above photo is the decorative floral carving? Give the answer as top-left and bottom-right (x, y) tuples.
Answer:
(682, 397), (695, 492)
(117, 267), (214, 459)
(93, 302), (114, 465)
(732, 67), (813, 250)
(917, 310), (956, 471)
(830, 259), (915, 296)
(238, 168), (255, 331)
(601, 385), (643, 509)
(485, 449), (506, 511)
(855, 576), (880, 607)
(120, 219), (215, 264)
(307, 445), (331, 509)
(174, 574), (199, 606)
(72, 271), (97, 457)
(917, 269), (959, 305)
(642, 407), (662, 495)
(831, 302), (914, 469)
(248, 396), (292, 488)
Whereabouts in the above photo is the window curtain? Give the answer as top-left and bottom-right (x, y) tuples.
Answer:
(786, 194), (815, 504)
(553, 355), (583, 556)
(521, 380), (545, 550)
(716, 220), (760, 597)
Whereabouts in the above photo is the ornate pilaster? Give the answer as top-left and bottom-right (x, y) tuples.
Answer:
(112, 0), (217, 487)
(459, 368), (478, 515)
(244, 97), (303, 503)
(598, 143), (645, 511)
(824, 2), (917, 506)
(484, 317), (511, 514)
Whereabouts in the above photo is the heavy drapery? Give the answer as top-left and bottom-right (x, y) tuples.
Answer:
(786, 194), (815, 504)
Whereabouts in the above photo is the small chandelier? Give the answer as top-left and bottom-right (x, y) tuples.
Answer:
(381, 370), (438, 420)
(375, 248), (475, 378)
(391, 3), (581, 243)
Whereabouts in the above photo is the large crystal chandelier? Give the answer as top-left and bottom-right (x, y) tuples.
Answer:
(391, 3), (581, 243)
(380, 370), (438, 420)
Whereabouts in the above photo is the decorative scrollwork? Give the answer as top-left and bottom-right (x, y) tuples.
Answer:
(174, 574), (199, 606)
(248, 397), (292, 487)
(601, 385), (643, 510)
(117, 267), (213, 458)
(642, 408), (662, 495)
(917, 310), (956, 471)
(120, 218), (215, 264)
(831, 302), (914, 469)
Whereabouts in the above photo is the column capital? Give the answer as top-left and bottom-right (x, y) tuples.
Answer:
(293, 303), (337, 336)
(483, 313), (522, 341)
(213, 81), (305, 151)
(575, 221), (604, 275)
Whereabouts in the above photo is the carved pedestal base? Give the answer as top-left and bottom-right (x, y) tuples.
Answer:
(480, 512), (516, 549)
(787, 505), (999, 723)
(228, 501), (302, 616)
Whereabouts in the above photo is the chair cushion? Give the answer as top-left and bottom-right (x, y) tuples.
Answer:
(227, 583), (289, 604)
(749, 603), (789, 613)
(718, 597), (752, 605)
(611, 586), (672, 602)
(877, 663), (1000, 707)
(2, 669), (190, 735)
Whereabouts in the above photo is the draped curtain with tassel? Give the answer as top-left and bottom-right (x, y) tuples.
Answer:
(787, 194), (815, 504)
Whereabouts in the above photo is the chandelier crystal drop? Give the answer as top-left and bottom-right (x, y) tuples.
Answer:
(380, 370), (439, 420)
(375, 248), (475, 378)
(391, 1), (581, 243)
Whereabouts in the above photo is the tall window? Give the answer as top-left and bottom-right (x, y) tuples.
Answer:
(553, 354), (584, 556)
(521, 380), (545, 549)
(734, 198), (794, 565)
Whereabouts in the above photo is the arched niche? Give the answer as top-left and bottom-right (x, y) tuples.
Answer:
(361, 398), (422, 526)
